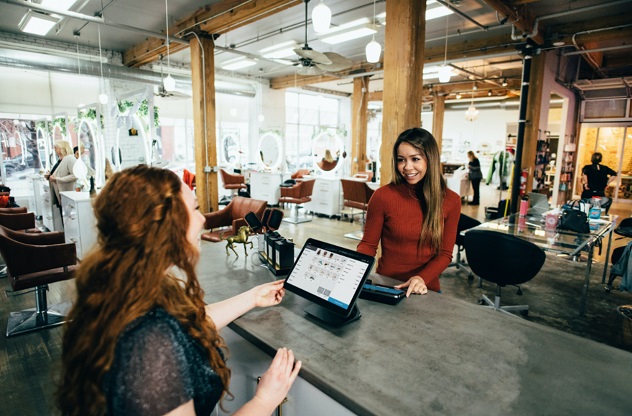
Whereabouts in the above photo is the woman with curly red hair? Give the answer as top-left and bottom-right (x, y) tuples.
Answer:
(56, 165), (300, 416)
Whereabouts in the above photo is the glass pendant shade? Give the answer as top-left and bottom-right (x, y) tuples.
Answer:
(365, 37), (381, 63)
(465, 104), (479, 122)
(438, 65), (452, 83)
(163, 74), (176, 92)
(312, 1), (331, 33)
(98, 93), (108, 105)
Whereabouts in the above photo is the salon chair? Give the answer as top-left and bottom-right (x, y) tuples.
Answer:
(0, 225), (77, 337)
(291, 169), (311, 180)
(447, 214), (481, 279)
(0, 211), (41, 233)
(279, 180), (315, 224)
(605, 217), (632, 292)
(340, 179), (375, 240)
(201, 196), (267, 242)
(464, 229), (545, 317)
(220, 169), (247, 200)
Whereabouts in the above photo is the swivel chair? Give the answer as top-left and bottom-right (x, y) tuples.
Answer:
(447, 214), (481, 280)
(340, 179), (375, 240)
(219, 169), (247, 204)
(279, 180), (315, 224)
(464, 229), (546, 317)
(605, 217), (632, 292)
(0, 225), (76, 336)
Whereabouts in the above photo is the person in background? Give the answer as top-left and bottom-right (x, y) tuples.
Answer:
(49, 140), (76, 207)
(318, 149), (338, 171)
(56, 165), (301, 416)
(581, 152), (617, 200)
(467, 150), (483, 205)
(357, 128), (461, 297)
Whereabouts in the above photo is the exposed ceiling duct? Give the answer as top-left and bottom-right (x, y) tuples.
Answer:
(0, 48), (256, 97)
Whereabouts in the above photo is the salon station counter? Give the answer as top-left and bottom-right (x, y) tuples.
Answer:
(197, 242), (632, 416)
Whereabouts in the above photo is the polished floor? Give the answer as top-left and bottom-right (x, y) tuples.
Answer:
(1, 183), (631, 415)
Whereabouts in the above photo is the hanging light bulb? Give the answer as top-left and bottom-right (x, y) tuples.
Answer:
(312, 0), (331, 33)
(365, 0), (381, 63)
(465, 87), (478, 122)
(163, 0), (176, 92)
(488, 90), (492, 96)
(97, 26), (108, 104)
(456, 92), (462, 99)
(258, 114), (265, 122)
(502, 78), (508, 87)
(439, 14), (451, 83)
(99, 92), (109, 105)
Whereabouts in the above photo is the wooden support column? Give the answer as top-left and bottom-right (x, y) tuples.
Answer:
(190, 35), (218, 214)
(351, 76), (370, 176)
(380, 0), (426, 184)
(522, 52), (546, 193)
(432, 92), (445, 152)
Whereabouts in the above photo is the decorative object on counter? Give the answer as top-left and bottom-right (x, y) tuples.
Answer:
(221, 225), (253, 257)
(258, 231), (295, 276)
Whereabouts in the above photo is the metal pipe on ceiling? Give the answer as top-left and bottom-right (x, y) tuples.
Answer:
(435, 0), (487, 31)
(0, 0), (188, 45)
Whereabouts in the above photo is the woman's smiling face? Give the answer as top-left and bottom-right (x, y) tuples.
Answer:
(397, 142), (427, 185)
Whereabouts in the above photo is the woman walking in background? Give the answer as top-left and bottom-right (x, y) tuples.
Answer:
(467, 150), (483, 205)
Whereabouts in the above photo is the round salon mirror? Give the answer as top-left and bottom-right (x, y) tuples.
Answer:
(222, 132), (239, 164)
(77, 119), (99, 179)
(313, 131), (343, 173)
(258, 132), (282, 170)
(116, 115), (149, 169)
(36, 127), (50, 171)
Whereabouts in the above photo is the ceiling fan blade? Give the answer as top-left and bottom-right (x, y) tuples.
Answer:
(317, 52), (353, 72)
(297, 66), (324, 76)
(294, 47), (332, 65)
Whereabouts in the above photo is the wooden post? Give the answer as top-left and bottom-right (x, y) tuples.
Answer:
(432, 91), (445, 152)
(522, 52), (546, 193)
(351, 76), (370, 176)
(380, 0), (427, 184)
(190, 35), (218, 214)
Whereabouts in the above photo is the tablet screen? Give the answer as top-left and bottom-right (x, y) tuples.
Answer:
(284, 238), (374, 318)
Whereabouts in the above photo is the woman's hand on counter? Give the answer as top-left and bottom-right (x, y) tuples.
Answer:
(235, 347), (301, 416)
(252, 279), (286, 308)
(395, 276), (428, 297)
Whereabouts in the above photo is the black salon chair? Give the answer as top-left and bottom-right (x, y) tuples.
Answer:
(605, 217), (632, 292)
(464, 229), (546, 317)
(447, 214), (481, 279)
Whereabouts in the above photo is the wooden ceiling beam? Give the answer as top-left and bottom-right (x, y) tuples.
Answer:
(123, 0), (301, 67)
(270, 63), (381, 89)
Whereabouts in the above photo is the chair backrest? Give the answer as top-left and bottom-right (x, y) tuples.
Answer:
(341, 179), (374, 209)
(299, 179), (316, 197)
(0, 207), (27, 214)
(227, 196), (267, 220)
(0, 211), (36, 231)
(615, 217), (632, 238)
(455, 214), (481, 246)
(464, 229), (545, 286)
(220, 169), (245, 187)
(291, 169), (310, 180)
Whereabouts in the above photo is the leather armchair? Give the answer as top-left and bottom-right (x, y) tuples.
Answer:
(0, 211), (41, 233)
(0, 225), (77, 336)
(279, 179), (315, 224)
(220, 169), (247, 194)
(340, 179), (375, 240)
(201, 196), (267, 242)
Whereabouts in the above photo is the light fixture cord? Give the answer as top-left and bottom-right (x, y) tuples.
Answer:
(444, 15), (449, 65)
(97, 25), (104, 89)
(165, 0), (170, 67)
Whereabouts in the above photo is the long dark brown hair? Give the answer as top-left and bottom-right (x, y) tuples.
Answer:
(56, 165), (229, 415)
(391, 128), (446, 254)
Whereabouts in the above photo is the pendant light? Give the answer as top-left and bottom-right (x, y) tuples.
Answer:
(312, 0), (331, 33)
(97, 26), (108, 105)
(438, 15), (452, 83)
(365, 0), (381, 63)
(163, 0), (176, 92)
(465, 85), (478, 122)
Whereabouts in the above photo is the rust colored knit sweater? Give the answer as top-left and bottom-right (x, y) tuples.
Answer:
(357, 183), (461, 292)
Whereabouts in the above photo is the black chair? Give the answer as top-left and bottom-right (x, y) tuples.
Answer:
(447, 214), (481, 279)
(605, 217), (632, 292)
(464, 230), (546, 317)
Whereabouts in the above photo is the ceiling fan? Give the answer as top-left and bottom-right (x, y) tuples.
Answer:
(293, 0), (353, 76)
(155, 55), (190, 99)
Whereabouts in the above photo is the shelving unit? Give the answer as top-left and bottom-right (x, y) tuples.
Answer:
(533, 132), (552, 193)
(559, 143), (576, 202)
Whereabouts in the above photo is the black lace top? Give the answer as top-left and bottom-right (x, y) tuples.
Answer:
(103, 308), (224, 415)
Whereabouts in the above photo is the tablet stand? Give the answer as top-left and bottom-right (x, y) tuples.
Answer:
(304, 304), (361, 327)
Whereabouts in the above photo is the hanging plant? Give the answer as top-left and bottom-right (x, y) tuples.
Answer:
(80, 108), (105, 129)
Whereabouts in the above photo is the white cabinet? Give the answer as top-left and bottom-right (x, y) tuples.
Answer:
(304, 177), (340, 217)
(60, 192), (97, 259)
(42, 182), (63, 232)
(217, 327), (355, 416)
(250, 172), (283, 205)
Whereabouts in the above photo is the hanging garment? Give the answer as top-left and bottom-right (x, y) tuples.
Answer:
(486, 151), (512, 185)
(611, 240), (632, 291)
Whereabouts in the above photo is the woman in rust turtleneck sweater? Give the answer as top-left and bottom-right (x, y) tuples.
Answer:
(357, 128), (461, 297)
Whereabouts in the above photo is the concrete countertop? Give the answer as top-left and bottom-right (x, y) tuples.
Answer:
(197, 242), (632, 416)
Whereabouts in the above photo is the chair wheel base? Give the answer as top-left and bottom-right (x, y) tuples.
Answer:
(6, 302), (70, 337)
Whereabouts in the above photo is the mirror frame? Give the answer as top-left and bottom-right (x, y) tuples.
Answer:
(258, 131), (282, 170)
(312, 130), (343, 174)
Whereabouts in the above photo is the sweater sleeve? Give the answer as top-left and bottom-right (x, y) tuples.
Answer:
(357, 188), (386, 257)
(417, 190), (461, 288)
